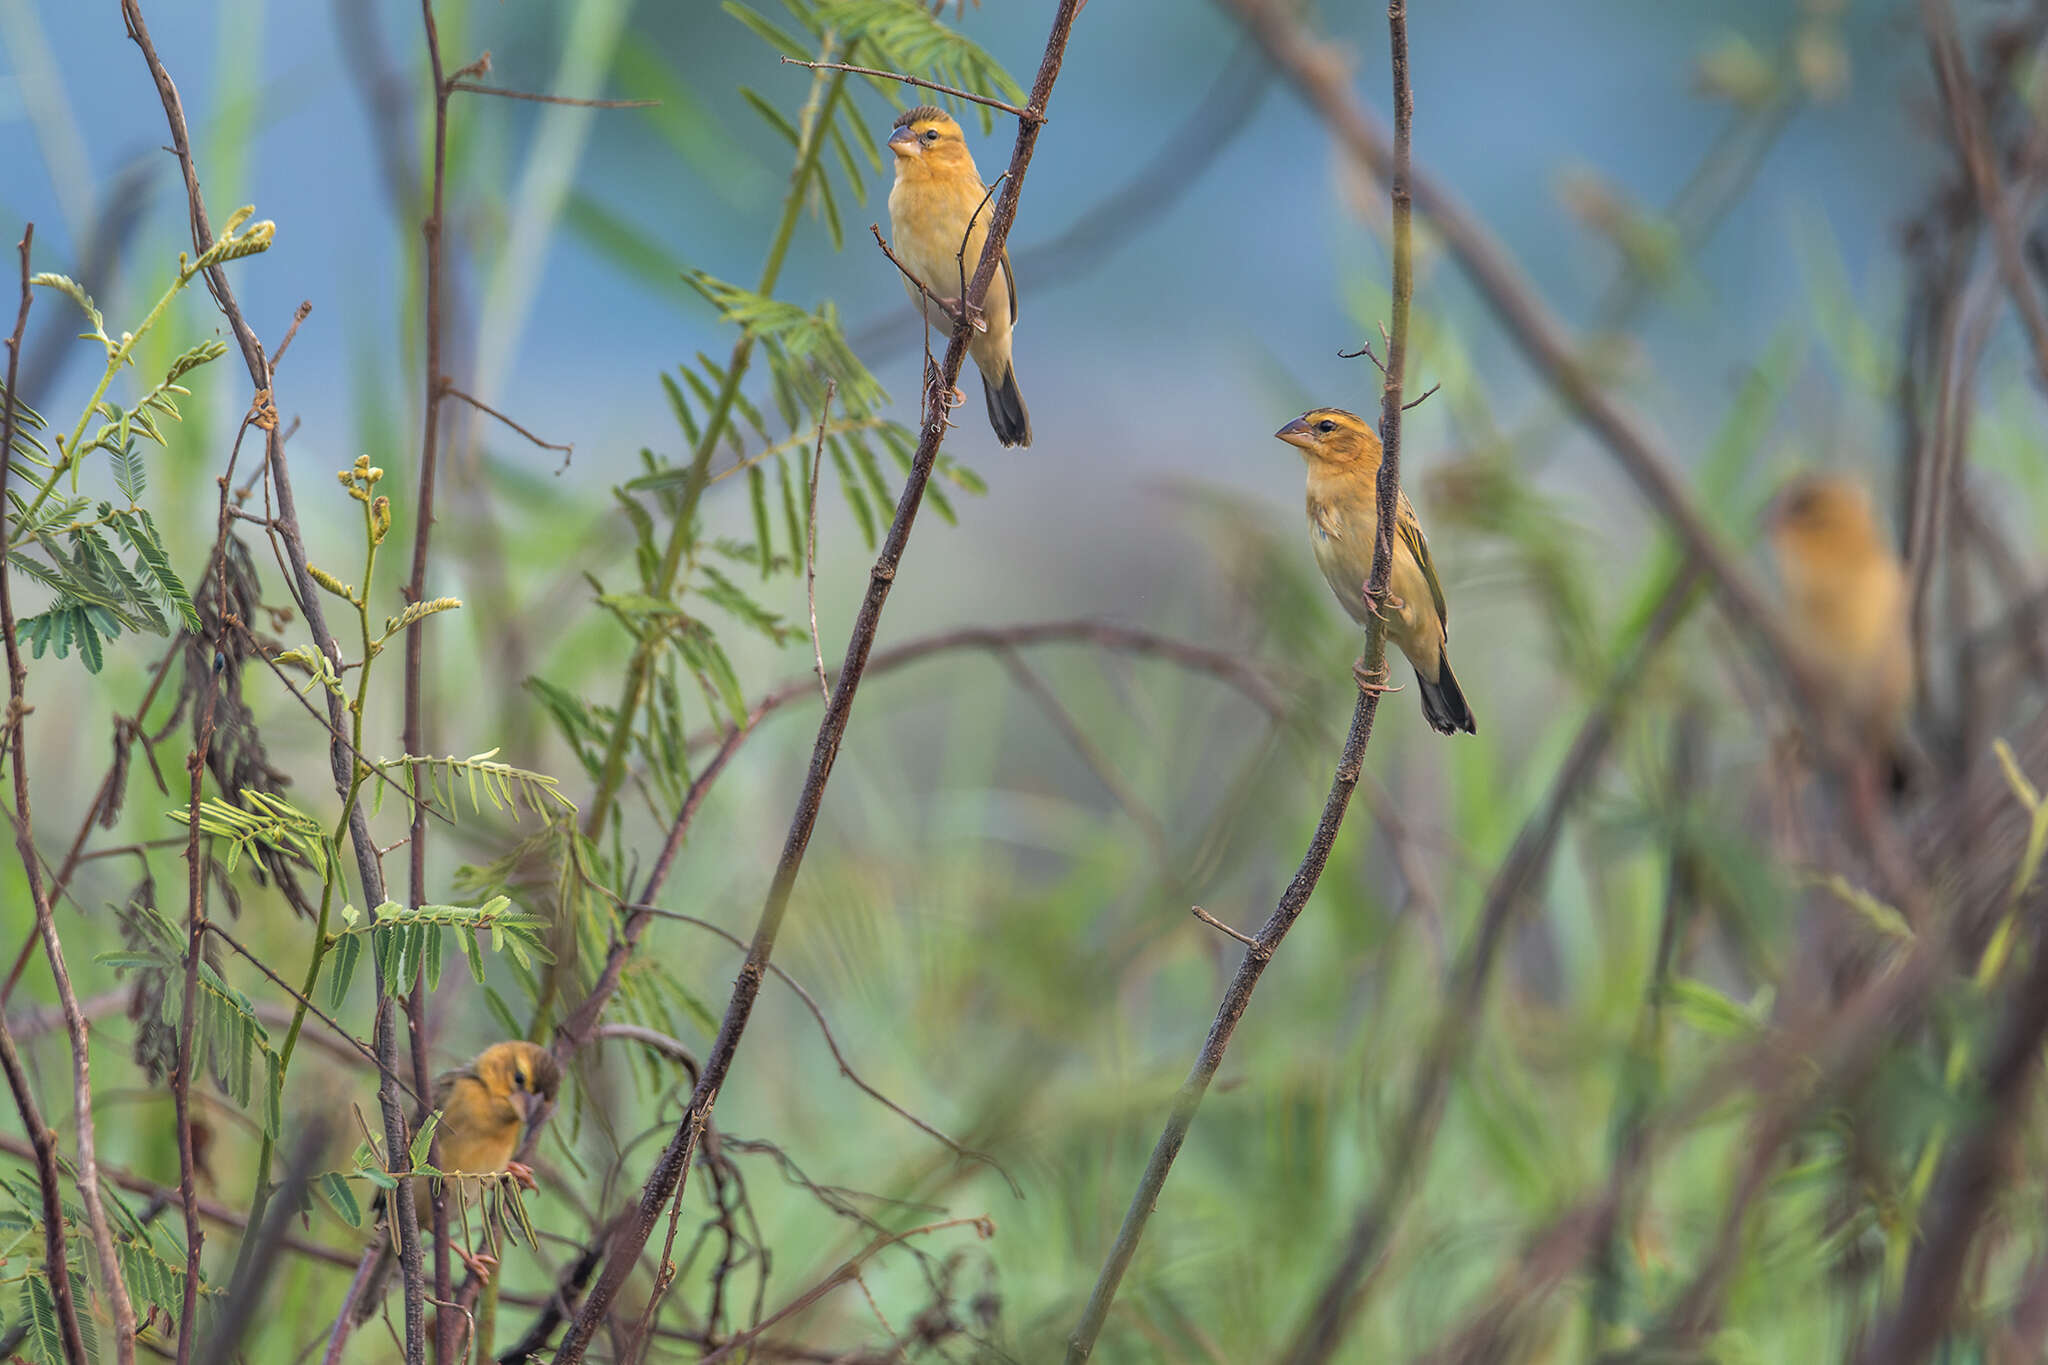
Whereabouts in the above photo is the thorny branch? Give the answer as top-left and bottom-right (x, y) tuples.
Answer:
(549, 12), (1086, 1357)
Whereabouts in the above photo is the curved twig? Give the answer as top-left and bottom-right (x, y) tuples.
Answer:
(621, 904), (1020, 1198)
(780, 56), (1030, 119)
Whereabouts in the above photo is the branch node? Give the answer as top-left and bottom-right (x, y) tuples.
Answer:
(1190, 905), (1260, 951)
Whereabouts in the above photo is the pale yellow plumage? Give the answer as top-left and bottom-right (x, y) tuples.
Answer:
(1766, 473), (1912, 764)
(353, 1041), (560, 1322)
(1276, 408), (1475, 735)
(885, 105), (1030, 447)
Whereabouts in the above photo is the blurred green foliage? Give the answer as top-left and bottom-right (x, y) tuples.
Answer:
(3, 1), (2048, 1362)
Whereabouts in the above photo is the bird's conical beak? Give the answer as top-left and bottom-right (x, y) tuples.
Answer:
(1274, 416), (1313, 449)
(887, 125), (919, 158)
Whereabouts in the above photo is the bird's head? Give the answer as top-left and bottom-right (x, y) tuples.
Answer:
(475, 1040), (561, 1124)
(1274, 408), (1384, 473)
(1764, 473), (1884, 564)
(887, 105), (974, 178)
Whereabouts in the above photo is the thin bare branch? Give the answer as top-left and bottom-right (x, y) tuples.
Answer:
(779, 55), (1032, 119)
(115, 2), (425, 1357)
(696, 1218), (997, 1365)
(1857, 915), (2048, 1363)
(806, 383), (834, 709)
(621, 904), (1018, 1196)
(1222, 0), (1826, 722)
(691, 618), (1293, 755)
(996, 646), (1171, 863)
(441, 381), (573, 466)
(409, 6), (458, 1354)
(0, 218), (92, 1365)
(1188, 905), (1259, 950)
(1923, 0), (2048, 393)
(1062, 11), (1419, 1351)
(1277, 569), (1700, 1365)
(204, 924), (404, 1089)
(0, 212), (139, 1360)
(445, 80), (654, 108)
(549, 8), (1087, 1357)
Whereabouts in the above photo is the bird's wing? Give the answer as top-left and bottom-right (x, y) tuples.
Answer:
(1000, 246), (1018, 322)
(430, 1063), (477, 1113)
(1396, 495), (1449, 636)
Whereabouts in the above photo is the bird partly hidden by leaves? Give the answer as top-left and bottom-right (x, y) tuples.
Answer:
(353, 1041), (560, 1322)
(885, 105), (1031, 447)
(1275, 408), (1476, 735)
(1764, 472), (1913, 787)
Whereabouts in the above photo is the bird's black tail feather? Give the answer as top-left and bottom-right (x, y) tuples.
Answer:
(982, 362), (1031, 448)
(1416, 656), (1476, 735)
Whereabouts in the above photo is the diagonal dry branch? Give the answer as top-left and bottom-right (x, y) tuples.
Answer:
(1277, 567), (1699, 1365)
(548, 9), (1090, 1357)
(116, 1), (429, 1355)
(622, 904), (1017, 1196)
(1063, 3), (1420, 1354)
(1922, 0), (2048, 395)
(1856, 900), (2048, 1364)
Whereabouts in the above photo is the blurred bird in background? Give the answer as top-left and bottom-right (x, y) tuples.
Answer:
(354, 1041), (560, 1320)
(1765, 472), (1914, 785)
(885, 105), (1031, 447)
(1275, 408), (1476, 735)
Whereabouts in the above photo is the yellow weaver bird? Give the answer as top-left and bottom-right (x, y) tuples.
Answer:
(886, 105), (1030, 447)
(1764, 472), (1912, 776)
(1275, 408), (1476, 735)
(354, 1041), (560, 1319)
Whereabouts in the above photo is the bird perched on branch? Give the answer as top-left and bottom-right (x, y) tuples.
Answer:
(1275, 408), (1476, 735)
(1764, 472), (1913, 783)
(353, 1040), (560, 1321)
(885, 104), (1031, 447)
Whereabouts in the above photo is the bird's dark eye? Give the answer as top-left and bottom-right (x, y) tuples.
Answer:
(514, 1069), (527, 1089)
(1316, 419), (1337, 434)
(923, 128), (939, 143)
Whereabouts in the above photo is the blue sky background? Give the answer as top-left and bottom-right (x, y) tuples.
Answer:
(0, 0), (1967, 776)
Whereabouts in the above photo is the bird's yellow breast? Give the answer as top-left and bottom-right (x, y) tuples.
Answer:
(887, 170), (1012, 342)
(1783, 545), (1911, 732)
(1305, 484), (1442, 671)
